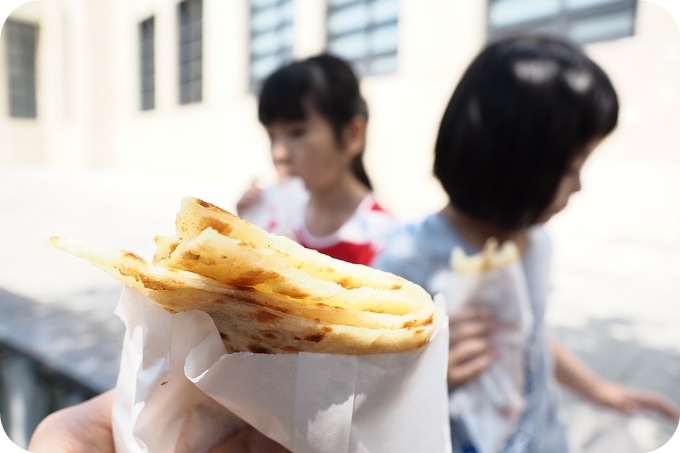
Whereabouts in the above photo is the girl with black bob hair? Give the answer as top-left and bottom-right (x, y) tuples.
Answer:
(434, 34), (619, 232)
(375, 35), (679, 452)
(238, 53), (396, 266)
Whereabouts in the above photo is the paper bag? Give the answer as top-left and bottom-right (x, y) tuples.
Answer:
(112, 288), (452, 453)
(445, 241), (534, 453)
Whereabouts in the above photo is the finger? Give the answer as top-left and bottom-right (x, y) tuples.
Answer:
(245, 429), (291, 453)
(449, 318), (493, 346)
(635, 393), (680, 421)
(448, 349), (496, 387)
(208, 428), (253, 453)
(449, 337), (494, 369)
(449, 305), (493, 325)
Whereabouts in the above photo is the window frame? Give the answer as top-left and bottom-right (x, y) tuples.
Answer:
(486, 0), (638, 45)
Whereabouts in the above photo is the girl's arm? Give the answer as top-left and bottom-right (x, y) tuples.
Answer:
(551, 338), (680, 421)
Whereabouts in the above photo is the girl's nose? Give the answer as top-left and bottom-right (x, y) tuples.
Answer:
(271, 140), (291, 163)
(271, 140), (292, 177)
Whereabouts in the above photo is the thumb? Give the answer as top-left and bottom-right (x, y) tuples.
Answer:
(245, 429), (289, 453)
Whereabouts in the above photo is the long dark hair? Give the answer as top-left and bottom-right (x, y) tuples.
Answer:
(258, 53), (372, 190)
(434, 35), (619, 231)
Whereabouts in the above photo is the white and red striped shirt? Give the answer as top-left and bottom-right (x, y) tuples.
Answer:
(242, 185), (397, 266)
(293, 194), (397, 266)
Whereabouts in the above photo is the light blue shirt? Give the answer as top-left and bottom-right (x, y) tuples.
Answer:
(373, 213), (569, 453)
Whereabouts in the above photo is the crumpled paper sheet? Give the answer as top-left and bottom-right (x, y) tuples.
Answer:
(445, 254), (534, 453)
(112, 288), (452, 453)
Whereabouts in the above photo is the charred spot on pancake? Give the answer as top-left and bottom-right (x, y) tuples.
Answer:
(160, 380), (168, 386)
(120, 267), (177, 291)
(261, 330), (277, 339)
(248, 344), (271, 354)
(121, 251), (145, 262)
(402, 314), (434, 329)
(304, 333), (324, 343)
(185, 251), (201, 261)
(232, 268), (283, 287)
(335, 276), (362, 290)
(182, 250), (217, 266)
(196, 199), (231, 216)
(254, 310), (283, 324)
(209, 219), (233, 235)
(278, 286), (310, 299)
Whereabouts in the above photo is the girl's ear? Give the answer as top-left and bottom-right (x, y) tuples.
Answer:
(342, 115), (368, 158)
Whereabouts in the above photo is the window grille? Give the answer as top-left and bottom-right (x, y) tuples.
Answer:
(249, 0), (295, 93)
(487, 0), (637, 45)
(326, 0), (399, 77)
(178, 0), (203, 104)
(139, 17), (155, 110)
(4, 19), (38, 118)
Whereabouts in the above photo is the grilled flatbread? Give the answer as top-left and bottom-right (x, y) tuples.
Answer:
(49, 197), (437, 354)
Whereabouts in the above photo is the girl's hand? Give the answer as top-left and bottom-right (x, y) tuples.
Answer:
(588, 379), (680, 421)
(447, 305), (497, 388)
(236, 180), (263, 216)
(209, 426), (290, 453)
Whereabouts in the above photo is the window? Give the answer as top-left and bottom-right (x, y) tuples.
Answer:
(4, 19), (38, 118)
(326, 0), (399, 77)
(249, 0), (294, 92)
(487, 0), (637, 45)
(178, 0), (203, 104)
(139, 17), (155, 110)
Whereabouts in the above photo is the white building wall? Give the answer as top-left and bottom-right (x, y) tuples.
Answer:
(1, 0), (678, 220)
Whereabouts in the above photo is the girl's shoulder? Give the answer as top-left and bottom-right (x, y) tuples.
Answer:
(372, 212), (454, 285)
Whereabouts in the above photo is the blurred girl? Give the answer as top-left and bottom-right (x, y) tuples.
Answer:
(239, 54), (396, 266)
(374, 35), (679, 452)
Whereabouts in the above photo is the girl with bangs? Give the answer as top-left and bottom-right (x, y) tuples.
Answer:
(237, 53), (396, 266)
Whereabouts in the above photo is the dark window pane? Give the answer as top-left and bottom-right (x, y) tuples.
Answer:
(249, 0), (294, 92)
(326, 0), (399, 77)
(139, 16), (155, 110)
(4, 20), (38, 118)
(487, 0), (637, 45)
(178, 0), (203, 104)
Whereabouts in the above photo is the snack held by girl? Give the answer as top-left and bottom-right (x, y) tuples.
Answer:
(374, 35), (679, 452)
(238, 54), (396, 266)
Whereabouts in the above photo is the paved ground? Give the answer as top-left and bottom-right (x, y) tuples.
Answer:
(0, 156), (679, 452)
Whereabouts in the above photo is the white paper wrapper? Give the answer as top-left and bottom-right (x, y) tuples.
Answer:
(112, 288), (452, 453)
(240, 177), (308, 238)
(445, 248), (534, 453)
